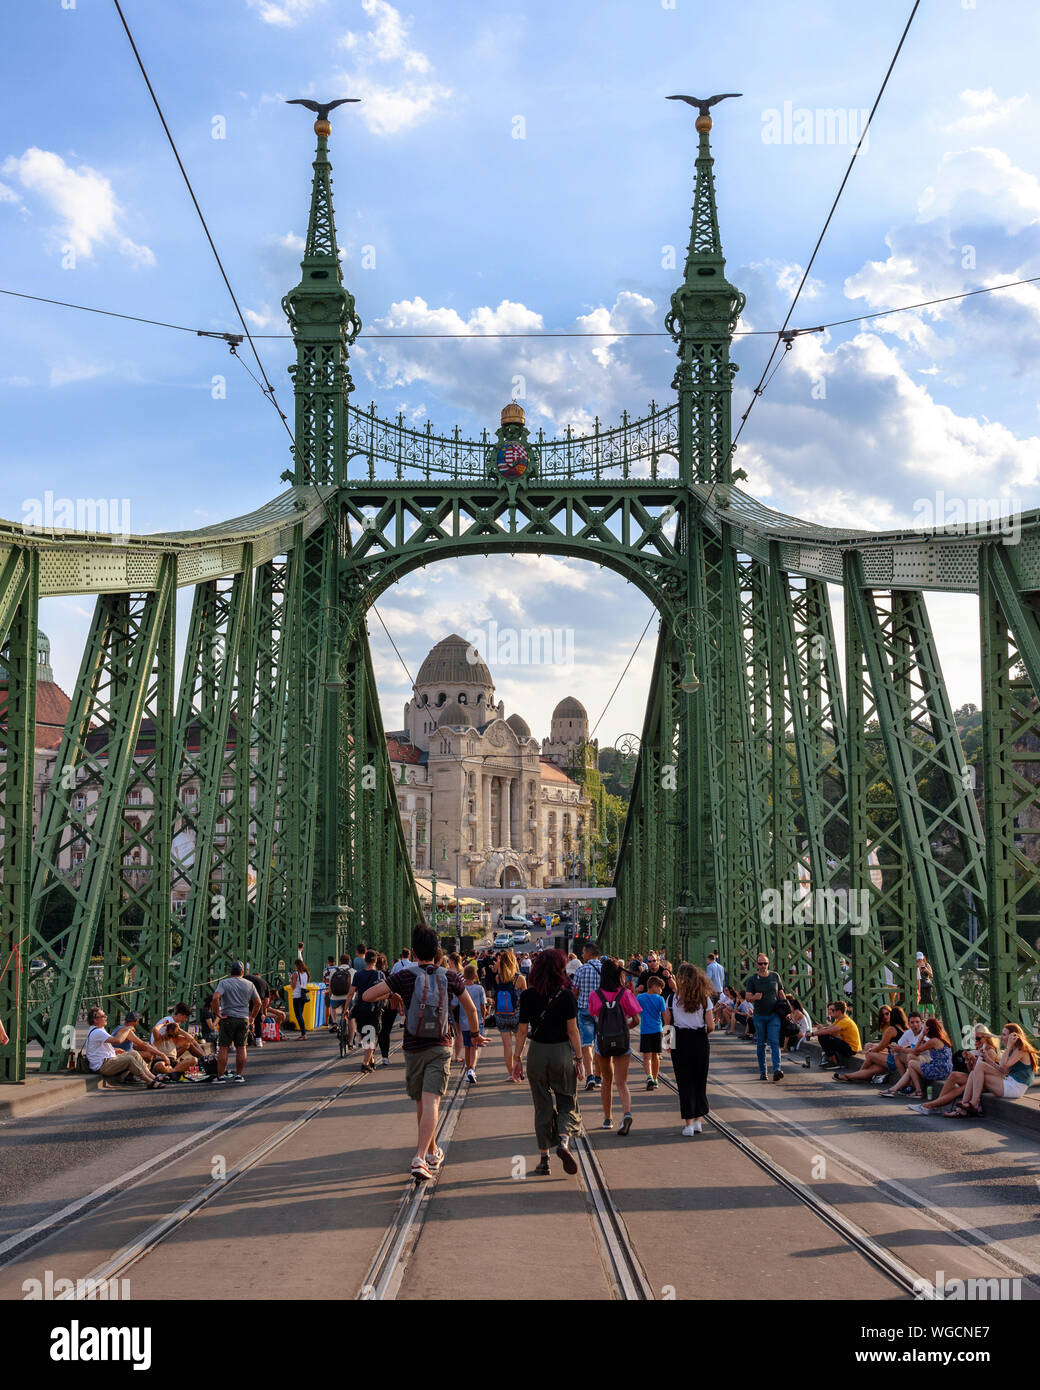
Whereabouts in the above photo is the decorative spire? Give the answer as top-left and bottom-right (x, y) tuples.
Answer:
(664, 95), (746, 487)
(281, 101), (363, 486)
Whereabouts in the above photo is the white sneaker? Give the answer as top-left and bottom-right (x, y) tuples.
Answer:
(681, 1124), (696, 1137)
(380, 1057), (390, 1067)
(692, 1119), (703, 1133)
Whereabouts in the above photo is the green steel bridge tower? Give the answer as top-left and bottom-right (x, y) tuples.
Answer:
(1, 102), (1038, 1081)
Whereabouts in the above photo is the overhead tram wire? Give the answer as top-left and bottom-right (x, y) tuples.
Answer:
(590, 609), (658, 743)
(726, 0), (921, 464)
(7, 273), (1040, 345)
(110, 0), (294, 450)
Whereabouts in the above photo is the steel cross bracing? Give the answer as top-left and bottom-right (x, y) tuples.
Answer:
(2, 110), (1040, 1080)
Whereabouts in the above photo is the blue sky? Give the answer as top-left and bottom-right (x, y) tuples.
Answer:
(3, 0), (1040, 745)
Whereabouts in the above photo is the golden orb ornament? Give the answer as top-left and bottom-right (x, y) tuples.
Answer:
(501, 402), (525, 426)
(314, 117), (332, 137)
(695, 114), (712, 133)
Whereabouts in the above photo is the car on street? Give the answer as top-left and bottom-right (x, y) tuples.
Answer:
(511, 928), (531, 945)
(493, 931), (514, 949)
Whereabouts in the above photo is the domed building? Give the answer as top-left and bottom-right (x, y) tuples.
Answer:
(386, 635), (594, 890)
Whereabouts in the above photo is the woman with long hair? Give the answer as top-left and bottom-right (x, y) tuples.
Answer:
(290, 958), (310, 1040)
(665, 963), (714, 1135)
(512, 949), (585, 1175)
(375, 953), (396, 1065)
(881, 1017), (952, 1098)
(836, 1005), (906, 1084)
(948, 1022), (1039, 1117)
(910, 1024), (1000, 1114)
(588, 957), (642, 1134)
(493, 949), (527, 1080)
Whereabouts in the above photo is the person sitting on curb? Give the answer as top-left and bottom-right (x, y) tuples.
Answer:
(905, 1025), (1000, 1114)
(151, 1004), (208, 1080)
(880, 1016), (953, 1099)
(835, 1006), (906, 1084)
(114, 1011), (174, 1075)
(813, 1000), (862, 1070)
(943, 1022), (1038, 1117)
(83, 1008), (169, 1089)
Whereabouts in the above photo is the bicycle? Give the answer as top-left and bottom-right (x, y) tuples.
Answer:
(329, 998), (350, 1057)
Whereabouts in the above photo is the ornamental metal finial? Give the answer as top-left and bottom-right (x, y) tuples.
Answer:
(667, 92), (742, 131)
(286, 97), (360, 136)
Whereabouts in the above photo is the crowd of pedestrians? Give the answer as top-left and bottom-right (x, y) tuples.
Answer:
(71, 923), (1037, 1163)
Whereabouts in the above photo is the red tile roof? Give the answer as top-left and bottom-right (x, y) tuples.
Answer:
(0, 680), (72, 750)
(386, 737), (424, 764)
(539, 758), (579, 787)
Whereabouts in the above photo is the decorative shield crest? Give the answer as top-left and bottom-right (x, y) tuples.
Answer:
(496, 441), (529, 480)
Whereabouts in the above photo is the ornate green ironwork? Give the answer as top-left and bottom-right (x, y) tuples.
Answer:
(5, 97), (1040, 1083)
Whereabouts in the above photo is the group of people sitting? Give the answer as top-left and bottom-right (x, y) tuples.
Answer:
(80, 961), (289, 1090)
(829, 1005), (1039, 1117)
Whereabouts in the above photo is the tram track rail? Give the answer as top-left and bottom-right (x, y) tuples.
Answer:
(670, 1080), (926, 1297)
(57, 1045), (400, 1299)
(357, 1071), (471, 1300)
(706, 1063), (1040, 1288)
(658, 1068), (1028, 1300)
(573, 1129), (654, 1300)
(0, 1047), (361, 1269)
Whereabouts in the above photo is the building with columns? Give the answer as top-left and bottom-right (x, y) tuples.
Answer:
(386, 634), (593, 890)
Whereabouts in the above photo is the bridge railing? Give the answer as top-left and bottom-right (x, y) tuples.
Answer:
(344, 401), (680, 483)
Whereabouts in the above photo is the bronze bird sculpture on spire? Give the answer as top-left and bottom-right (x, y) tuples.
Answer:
(667, 94), (742, 116)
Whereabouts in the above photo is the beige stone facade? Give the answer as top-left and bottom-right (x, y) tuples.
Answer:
(386, 634), (593, 890)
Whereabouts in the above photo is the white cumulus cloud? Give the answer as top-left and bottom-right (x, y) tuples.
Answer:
(1, 147), (154, 266)
(335, 0), (450, 135)
(246, 0), (325, 26)
(941, 88), (1029, 133)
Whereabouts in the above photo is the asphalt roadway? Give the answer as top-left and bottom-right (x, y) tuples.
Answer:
(0, 1027), (1037, 1301)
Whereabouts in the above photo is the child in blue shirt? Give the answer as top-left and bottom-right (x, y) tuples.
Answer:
(638, 977), (668, 1088)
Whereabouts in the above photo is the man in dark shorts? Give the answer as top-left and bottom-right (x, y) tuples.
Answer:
(214, 961), (261, 1085)
(347, 950), (384, 1072)
(363, 924), (488, 1180)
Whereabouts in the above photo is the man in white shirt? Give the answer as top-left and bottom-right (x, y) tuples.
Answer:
(83, 1008), (167, 1088)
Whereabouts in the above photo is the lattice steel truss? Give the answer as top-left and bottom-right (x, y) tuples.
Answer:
(1, 106), (1039, 1081)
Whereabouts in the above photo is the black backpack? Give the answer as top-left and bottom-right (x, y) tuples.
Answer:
(593, 990), (630, 1058)
(330, 968), (352, 995)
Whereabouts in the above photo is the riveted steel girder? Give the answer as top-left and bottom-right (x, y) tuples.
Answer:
(847, 556), (988, 1040)
(0, 547), (38, 1083)
(29, 571), (176, 1069)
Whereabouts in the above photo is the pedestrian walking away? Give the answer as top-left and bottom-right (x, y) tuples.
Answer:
(588, 958), (641, 1134)
(290, 957), (310, 1039)
(571, 939), (603, 1092)
(638, 976), (668, 1088)
(347, 950), (384, 1072)
(665, 963), (714, 1134)
(375, 953), (396, 1064)
(745, 951), (786, 1080)
(492, 949), (527, 1080)
(513, 948), (585, 1175)
(459, 963), (487, 1083)
(363, 924), (488, 1180)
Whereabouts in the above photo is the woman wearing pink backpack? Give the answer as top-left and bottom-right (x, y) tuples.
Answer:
(588, 958), (642, 1134)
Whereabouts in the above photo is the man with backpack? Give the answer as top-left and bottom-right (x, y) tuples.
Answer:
(363, 924), (488, 1180)
(327, 956), (354, 1036)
